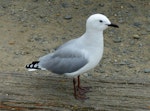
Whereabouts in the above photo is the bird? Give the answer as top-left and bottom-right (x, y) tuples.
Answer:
(26, 13), (119, 100)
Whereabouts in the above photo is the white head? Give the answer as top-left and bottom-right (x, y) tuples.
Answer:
(86, 14), (119, 32)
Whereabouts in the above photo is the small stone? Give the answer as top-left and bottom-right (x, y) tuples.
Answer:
(144, 69), (150, 73)
(31, 24), (35, 28)
(99, 3), (104, 7)
(122, 49), (127, 53)
(6, 94), (9, 96)
(64, 15), (72, 20)
(99, 69), (105, 73)
(146, 27), (150, 32)
(113, 37), (122, 43)
(114, 14), (117, 17)
(130, 40), (135, 45)
(115, 69), (121, 72)
(9, 41), (15, 45)
(141, 32), (147, 35)
(121, 6), (123, 8)
(84, 0), (92, 5)
(133, 22), (141, 27)
(39, 14), (46, 18)
(61, 3), (69, 8)
(119, 62), (126, 65)
(33, 0), (38, 2)
(128, 64), (135, 68)
(82, 73), (90, 77)
(133, 34), (140, 39)
(138, 43), (143, 47)
(118, 19), (124, 23)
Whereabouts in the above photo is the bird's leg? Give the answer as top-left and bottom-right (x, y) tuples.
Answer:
(73, 78), (87, 100)
(77, 75), (92, 94)
(73, 78), (77, 98)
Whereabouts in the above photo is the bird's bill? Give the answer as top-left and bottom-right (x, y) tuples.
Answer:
(108, 23), (119, 28)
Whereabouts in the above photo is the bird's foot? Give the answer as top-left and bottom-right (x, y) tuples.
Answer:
(77, 86), (92, 95)
(74, 92), (89, 100)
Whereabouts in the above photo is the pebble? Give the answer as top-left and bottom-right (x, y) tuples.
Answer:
(129, 40), (135, 45)
(115, 60), (131, 66)
(122, 49), (128, 54)
(133, 22), (141, 27)
(128, 64), (135, 68)
(99, 69), (105, 73)
(115, 69), (121, 72)
(64, 15), (72, 20)
(39, 14), (46, 18)
(119, 61), (127, 65)
(84, 0), (92, 5)
(118, 19), (124, 23)
(82, 73), (90, 77)
(141, 32), (147, 35)
(144, 69), (150, 73)
(62, 3), (70, 8)
(146, 27), (150, 32)
(113, 37), (122, 43)
(31, 24), (36, 28)
(138, 43), (143, 47)
(94, 68), (105, 73)
(33, 0), (38, 2)
(98, 3), (104, 7)
(6, 93), (9, 96)
(132, 34), (140, 39)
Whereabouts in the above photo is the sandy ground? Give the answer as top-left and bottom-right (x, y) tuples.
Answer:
(0, 0), (149, 78)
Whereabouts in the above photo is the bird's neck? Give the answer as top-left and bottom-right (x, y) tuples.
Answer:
(83, 30), (104, 46)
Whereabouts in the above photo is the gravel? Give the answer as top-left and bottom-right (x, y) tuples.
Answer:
(0, 0), (149, 77)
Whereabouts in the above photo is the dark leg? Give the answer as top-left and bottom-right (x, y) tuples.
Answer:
(77, 75), (92, 94)
(73, 78), (87, 100)
(73, 78), (77, 99)
(77, 75), (81, 88)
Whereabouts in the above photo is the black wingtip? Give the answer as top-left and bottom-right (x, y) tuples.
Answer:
(26, 61), (40, 69)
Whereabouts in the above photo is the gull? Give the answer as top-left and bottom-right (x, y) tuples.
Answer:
(26, 13), (119, 100)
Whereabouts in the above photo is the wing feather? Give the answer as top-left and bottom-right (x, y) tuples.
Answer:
(39, 49), (88, 74)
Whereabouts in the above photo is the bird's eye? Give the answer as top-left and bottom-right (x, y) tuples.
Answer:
(99, 20), (103, 23)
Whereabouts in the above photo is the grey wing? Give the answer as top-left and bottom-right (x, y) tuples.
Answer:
(39, 53), (54, 62)
(39, 49), (88, 74)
